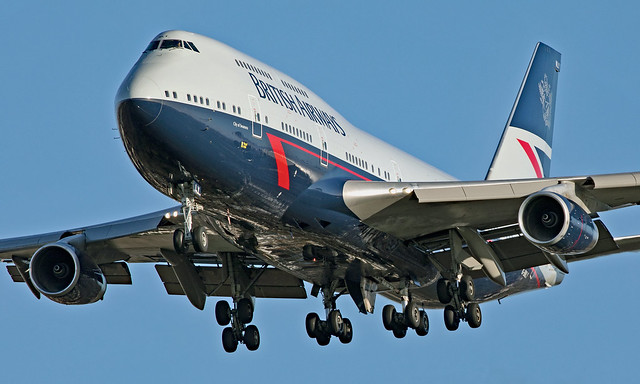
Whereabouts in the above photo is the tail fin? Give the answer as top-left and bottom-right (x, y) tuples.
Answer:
(486, 42), (561, 180)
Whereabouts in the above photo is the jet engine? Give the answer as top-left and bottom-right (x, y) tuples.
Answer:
(518, 191), (598, 255)
(29, 242), (106, 305)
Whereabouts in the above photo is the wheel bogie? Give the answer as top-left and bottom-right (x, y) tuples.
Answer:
(316, 331), (331, 346)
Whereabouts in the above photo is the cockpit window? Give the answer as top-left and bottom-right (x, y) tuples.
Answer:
(186, 41), (200, 53)
(160, 39), (182, 49)
(145, 40), (160, 52)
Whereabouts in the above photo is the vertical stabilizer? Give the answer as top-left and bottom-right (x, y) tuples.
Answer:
(486, 43), (561, 180)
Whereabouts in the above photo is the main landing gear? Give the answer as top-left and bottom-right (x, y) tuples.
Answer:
(305, 284), (354, 346)
(437, 275), (482, 331)
(172, 181), (209, 254)
(215, 298), (260, 352)
(381, 288), (429, 338)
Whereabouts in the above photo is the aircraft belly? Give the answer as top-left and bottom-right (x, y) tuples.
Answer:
(118, 98), (442, 296)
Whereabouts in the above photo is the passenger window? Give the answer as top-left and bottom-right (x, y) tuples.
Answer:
(256, 113), (260, 122)
(164, 91), (170, 97)
(206, 98), (209, 105)
(265, 116), (269, 124)
(173, 91), (178, 99)
(238, 107), (241, 114)
(222, 102), (226, 110)
(217, 101), (221, 108)
(187, 94), (191, 101)
(233, 105), (237, 113)
(193, 94), (197, 102)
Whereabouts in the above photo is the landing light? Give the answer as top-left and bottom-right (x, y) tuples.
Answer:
(389, 188), (398, 194)
(402, 187), (413, 194)
(173, 211), (179, 217)
(164, 213), (171, 219)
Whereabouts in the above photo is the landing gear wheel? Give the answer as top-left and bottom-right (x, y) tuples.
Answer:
(173, 229), (189, 254)
(415, 310), (429, 336)
(460, 275), (475, 301)
(437, 278), (452, 304)
(444, 305), (460, 331)
(466, 303), (482, 328)
(237, 298), (254, 324)
(244, 325), (260, 351)
(339, 318), (353, 344)
(382, 304), (396, 331)
(192, 226), (208, 253)
(316, 331), (330, 346)
(404, 301), (421, 329)
(215, 300), (231, 326)
(305, 312), (320, 338)
(222, 327), (237, 353)
(328, 310), (344, 336)
(392, 325), (407, 339)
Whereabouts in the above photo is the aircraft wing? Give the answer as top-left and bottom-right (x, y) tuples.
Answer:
(0, 206), (306, 308)
(343, 171), (640, 279)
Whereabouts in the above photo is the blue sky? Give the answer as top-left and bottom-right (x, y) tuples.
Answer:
(1, 1), (639, 382)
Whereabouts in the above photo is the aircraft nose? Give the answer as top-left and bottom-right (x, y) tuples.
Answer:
(115, 74), (163, 125)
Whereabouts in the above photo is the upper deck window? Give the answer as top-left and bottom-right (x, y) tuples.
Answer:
(160, 39), (182, 49)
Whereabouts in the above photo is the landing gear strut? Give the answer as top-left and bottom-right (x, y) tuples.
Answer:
(305, 284), (353, 346)
(172, 181), (208, 254)
(381, 287), (429, 338)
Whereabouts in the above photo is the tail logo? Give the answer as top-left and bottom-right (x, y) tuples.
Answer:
(517, 139), (544, 178)
(538, 74), (552, 129)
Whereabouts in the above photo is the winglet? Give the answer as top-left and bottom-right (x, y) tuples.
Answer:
(486, 42), (561, 180)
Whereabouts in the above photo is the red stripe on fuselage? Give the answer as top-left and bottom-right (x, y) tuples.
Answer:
(267, 134), (290, 190)
(266, 133), (371, 190)
(517, 139), (543, 178)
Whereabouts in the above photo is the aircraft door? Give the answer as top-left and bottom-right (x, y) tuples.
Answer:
(248, 95), (262, 138)
(316, 125), (328, 166)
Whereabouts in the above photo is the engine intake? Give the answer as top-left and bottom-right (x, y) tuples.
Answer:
(29, 242), (106, 305)
(518, 191), (598, 255)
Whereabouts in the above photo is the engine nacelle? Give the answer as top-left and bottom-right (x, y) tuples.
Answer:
(29, 242), (106, 305)
(518, 191), (599, 255)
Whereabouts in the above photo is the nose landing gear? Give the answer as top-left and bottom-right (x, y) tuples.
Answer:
(172, 181), (209, 254)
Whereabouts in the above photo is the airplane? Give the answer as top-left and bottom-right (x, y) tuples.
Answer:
(2, 30), (639, 353)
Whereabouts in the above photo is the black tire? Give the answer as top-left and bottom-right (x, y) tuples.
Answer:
(415, 310), (429, 336)
(305, 312), (320, 338)
(215, 300), (231, 326)
(392, 325), (407, 339)
(173, 229), (189, 254)
(237, 298), (254, 324)
(466, 303), (482, 329)
(316, 331), (330, 346)
(222, 327), (237, 353)
(382, 304), (396, 331)
(328, 310), (344, 336)
(192, 226), (208, 253)
(444, 305), (459, 331)
(244, 325), (260, 351)
(437, 278), (452, 304)
(460, 275), (475, 302)
(404, 301), (421, 329)
(339, 318), (353, 344)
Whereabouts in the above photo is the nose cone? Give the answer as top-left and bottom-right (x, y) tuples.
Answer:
(116, 72), (163, 126)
